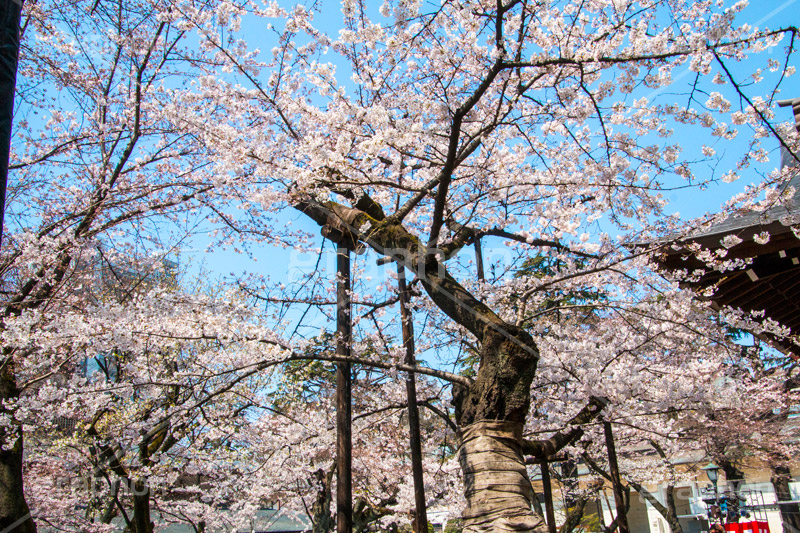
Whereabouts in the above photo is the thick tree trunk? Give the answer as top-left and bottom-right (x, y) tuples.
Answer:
(0, 365), (35, 533)
(459, 421), (545, 532)
(453, 326), (543, 533)
(770, 460), (800, 533)
(312, 468), (335, 533)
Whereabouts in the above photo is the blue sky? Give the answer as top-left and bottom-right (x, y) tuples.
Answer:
(183, 0), (800, 311)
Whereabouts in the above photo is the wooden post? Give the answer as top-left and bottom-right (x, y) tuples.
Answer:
(474, 238), (485, 281)
(604, 421), (629, 533)
(540, 459), (557, 533)
(336, 244), (352, 533)
(397, 263), (428, 533)
(0, 0), (23, 248)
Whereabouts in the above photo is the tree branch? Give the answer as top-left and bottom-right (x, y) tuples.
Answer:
(522, 396), (608, 458)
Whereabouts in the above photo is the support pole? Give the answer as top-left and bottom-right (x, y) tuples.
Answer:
(0, 0), (23, 248)
(604, 421), (629, 533)
(397, 263), (428, 533)
(336, 244), (352, 533)
(0, 7), (34, 530)
(539, 459), (557, 533)
(474, 238), (485, 281)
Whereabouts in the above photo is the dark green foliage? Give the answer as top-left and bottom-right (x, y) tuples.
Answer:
(512, 255), (608, 322)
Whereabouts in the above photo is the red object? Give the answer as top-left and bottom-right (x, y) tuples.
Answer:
(724, 522), (769, 533)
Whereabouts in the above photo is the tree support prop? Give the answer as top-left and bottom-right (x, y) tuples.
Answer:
(604, 421), (629, 533)
(539, 459), (557, 533)
(397, 263), (428, 533)
(0, 0), (23, 247)
(336, 244), (352, 533)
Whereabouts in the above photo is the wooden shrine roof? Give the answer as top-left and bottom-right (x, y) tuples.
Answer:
(651, 98), (800, 358)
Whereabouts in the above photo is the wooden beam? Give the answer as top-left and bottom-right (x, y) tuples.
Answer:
(539, 459), (557, 533)
(604, 422), (630, 533)
(336, 244), (352, 533)
(474, 238), (485, 281)
(397, 263), (428, 533)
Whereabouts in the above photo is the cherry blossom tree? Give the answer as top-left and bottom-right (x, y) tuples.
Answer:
(0, 0), (273, 528)
(5, 0), (800, 532)
(173, 0), (799, 530)
(13, 257), (460, 532)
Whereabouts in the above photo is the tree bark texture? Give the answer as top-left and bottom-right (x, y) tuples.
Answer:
(770, 460), (800, 533)
(452, 324), (541, 532)
(0, 363), (35, 533)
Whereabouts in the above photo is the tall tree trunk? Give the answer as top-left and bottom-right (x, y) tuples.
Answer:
(769, 458), (800, 533)
(312, 468), (335, 533)
(454, 327), (544, 533)
(0, 363), (35, 533)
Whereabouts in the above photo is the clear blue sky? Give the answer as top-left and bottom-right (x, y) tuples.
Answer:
(185, 0), (800, 309)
